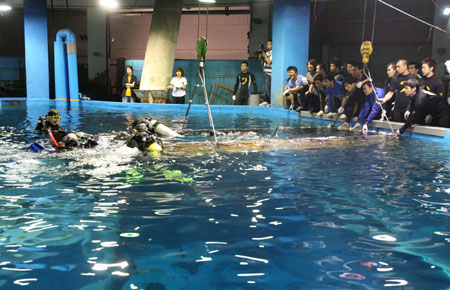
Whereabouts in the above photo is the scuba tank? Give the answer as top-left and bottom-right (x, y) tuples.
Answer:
(132, 117), (181, 138)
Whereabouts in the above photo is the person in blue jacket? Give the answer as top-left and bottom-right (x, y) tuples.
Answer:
(323, 72), (346, 118)
(282, 66), (308, 110)
(362, 63), (396, 131)
(353, 82), (384, 129)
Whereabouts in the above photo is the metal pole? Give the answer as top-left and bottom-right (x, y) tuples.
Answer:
(199, 67), (217, 143)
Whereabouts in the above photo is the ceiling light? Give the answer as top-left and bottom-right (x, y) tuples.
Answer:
(99, 0), (119, 9)
(444, 7), (450, 16)
(199, 0), (216, 3)
(0, 4), (12, 11)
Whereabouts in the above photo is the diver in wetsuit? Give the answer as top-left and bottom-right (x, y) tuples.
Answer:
(396, 79), (450, 136)
(126, 118), (164, 152)
(232, 61), (258, 105)
(35, 109), (98, 148)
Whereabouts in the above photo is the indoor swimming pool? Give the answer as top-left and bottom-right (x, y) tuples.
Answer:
(0, 100), (449, 289)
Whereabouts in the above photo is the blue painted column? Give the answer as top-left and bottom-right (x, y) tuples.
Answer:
(24, 0), (50, 100)
(271, 0), (310, 108)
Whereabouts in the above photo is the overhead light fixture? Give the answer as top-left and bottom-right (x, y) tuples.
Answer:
(99, 0), (119, 9)
(199, 0), (216, 3)
(0, 4), (12, 11)
(444, 7), (450, 16)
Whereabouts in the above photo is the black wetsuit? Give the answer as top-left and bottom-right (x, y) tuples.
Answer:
(127, 131), (163, 151)
(233, 72), (257, 105)
(390, 74), (421, 122)
(422, 74), (444, 98)
(399, 89), (450, 133)
(126, 118), (164, 152)
(35, 118), (67, 143)
(35, 117), (98, 148)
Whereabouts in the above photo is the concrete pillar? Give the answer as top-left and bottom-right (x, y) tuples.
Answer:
(24, 0), (50, 100)
(432, 1), (450, 77)
(140, 0), (183, 96)
(87, 8), (107, 80)
(271, 0), (310, 108)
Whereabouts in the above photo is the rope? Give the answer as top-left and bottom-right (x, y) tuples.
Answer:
(371, 0), (377, 44)
(197, 4), (201, 39)
(362, 0), (368, 42)
(377, 0), (450, 35)
(206, 4), (209, 40)
(199, 68), (217, 143)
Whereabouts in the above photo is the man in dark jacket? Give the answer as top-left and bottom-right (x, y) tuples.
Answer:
(396, 79), (450, 136)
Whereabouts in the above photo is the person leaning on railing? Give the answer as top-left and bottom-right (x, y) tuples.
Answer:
(396, 78), (450, 136)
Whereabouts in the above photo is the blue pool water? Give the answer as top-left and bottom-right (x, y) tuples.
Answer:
(0, 100), (449, 289)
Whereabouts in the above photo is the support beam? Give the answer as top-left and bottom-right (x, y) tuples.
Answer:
(24, 0), (50, 100)
(140, 0), (183, 93)
(271, 0), (310, 108)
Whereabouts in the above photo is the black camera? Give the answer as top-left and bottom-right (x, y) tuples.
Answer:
(258, 43), (266, 54)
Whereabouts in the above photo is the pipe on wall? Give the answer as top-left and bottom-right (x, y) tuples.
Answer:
(54, 29), (79, 101)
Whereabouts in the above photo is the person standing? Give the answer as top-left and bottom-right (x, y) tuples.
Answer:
(168, 67), (188, 104)
(233, 61), (257, 105)
(259, 40), (272, 106)
(421, 57), (444, 98)
(122, 66), (137, 103)
(378, 59), (420, 122)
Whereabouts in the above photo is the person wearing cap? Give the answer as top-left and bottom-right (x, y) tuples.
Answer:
(396, 78), (450, 136)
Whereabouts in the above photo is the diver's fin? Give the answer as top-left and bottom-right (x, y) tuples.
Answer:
(28, 142), (45, 153)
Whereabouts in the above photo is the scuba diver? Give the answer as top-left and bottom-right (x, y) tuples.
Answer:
(126, 118), (164, 152)
(35, 109), (98, 149)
